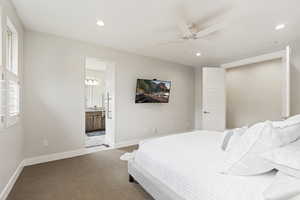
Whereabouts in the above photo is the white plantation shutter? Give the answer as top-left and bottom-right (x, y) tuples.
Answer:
(6, 19), (18, 75)
(6, 72), (19, 126)
(4, 18), (20, 128)
(8, 80), (19, 115)
(6, 29), (13, 71)
(0, 70), (6, 128)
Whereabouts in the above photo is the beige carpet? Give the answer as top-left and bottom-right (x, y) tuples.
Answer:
(7, 146), (153, 200)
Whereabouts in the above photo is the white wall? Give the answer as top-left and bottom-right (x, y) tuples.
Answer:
(23, 31), (195, 157)
(290, 41), (300, 116)
(226, 59), (283, 128)
(115, 55), (195, 143)
(194, 68), (202, 130)
(0, 0), (24, 197)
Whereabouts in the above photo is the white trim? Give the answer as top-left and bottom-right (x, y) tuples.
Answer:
(0, 160), (24, 200)
(84, 145), (113, 154)
(23, 134), (177, 167)
(114, 133), (190, 149)
(221, 50), (285, 69)
(83, 57), (117, 148)
(104, 61), (116, 147)
(222, 47), (291, 119)
(114, 139), (141, 148)
(285, 46), (291, 118)
(0, 134), (184, 199)
(23, 138), (141, 166)
(23, 149), (86, 166)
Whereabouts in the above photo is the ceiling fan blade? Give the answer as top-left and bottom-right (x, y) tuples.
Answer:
(195, 23), (226, 38)
(175, 4), (193, 38)
(177, 18), (192, 38)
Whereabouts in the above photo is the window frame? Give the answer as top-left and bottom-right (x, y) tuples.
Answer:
(6, 17), (18, 75)
(2, 17), (20, 128)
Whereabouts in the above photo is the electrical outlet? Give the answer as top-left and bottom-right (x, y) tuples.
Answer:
(43, 139), (49, 147)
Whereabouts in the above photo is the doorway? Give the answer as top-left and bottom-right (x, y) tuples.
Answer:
(226, 59), (283, 128)
(201, 48), (291, 131)
(84, 57), (115, 148)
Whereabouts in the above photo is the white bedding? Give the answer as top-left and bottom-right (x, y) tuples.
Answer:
(134, 131), (276, 200)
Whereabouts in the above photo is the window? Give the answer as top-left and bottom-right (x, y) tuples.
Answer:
(8, 80), (19, 116)
(6, 28), (13, 71)
(0, 70), (5, 128)
(1, 17), (20, 127)
(6, 18), (18, 75)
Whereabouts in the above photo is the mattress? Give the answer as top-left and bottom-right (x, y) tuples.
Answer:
(134, 131), (276, 200)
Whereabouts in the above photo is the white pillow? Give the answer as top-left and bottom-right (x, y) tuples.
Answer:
(261, 139), (300, 178)
(287, 114), (300, 122)
(221, 127), (247, 151)
(272, 115), (300, 147)
(223, 121), (276, 176)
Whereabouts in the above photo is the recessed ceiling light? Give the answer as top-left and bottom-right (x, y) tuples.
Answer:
(196, 52), (202, 57)
(96, 20), (105, 27)
(275, 24), (285, 30)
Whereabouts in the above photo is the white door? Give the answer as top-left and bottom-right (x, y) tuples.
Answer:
(202, 67), (226, 131)
(104, 62), (116, 147)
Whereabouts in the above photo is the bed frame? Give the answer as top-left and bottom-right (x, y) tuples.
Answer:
(128, 161), (184, 200)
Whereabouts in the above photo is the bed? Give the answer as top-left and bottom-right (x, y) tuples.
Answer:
(128, 131), (277, 200)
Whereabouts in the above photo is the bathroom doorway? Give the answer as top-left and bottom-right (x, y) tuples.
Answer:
(84, 57), (115, 148)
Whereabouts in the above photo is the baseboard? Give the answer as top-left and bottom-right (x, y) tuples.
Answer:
(0, 160), (25, 200)
(0, 139), (141, 200)
(114, 139), (141, 148)
(114, 134), (174, 149)
(24, 132), (186, 167)
(23, 140), (140, 166)
(1, 133), (184, 199)
(0, 134), (179, 199)
(23, 148), (87, 166)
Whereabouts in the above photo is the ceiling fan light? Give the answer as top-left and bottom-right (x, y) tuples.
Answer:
(275, 24), (285, 30)
(96, 20), (105, 27)
(196, 52), (202, 57)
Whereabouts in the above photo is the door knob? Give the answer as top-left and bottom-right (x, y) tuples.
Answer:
(203, 111), (210, 114)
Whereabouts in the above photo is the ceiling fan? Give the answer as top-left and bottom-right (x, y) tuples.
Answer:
(177, 19), (225, 41)
(157, 6), (230, 46)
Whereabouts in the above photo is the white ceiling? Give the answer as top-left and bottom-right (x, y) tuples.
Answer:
(12, 0), (300, 67)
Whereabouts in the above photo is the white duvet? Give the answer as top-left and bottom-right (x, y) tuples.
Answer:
(134, 131), (276, 200)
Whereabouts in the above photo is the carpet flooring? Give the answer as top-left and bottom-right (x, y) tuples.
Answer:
(7, 146), (154, 200)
